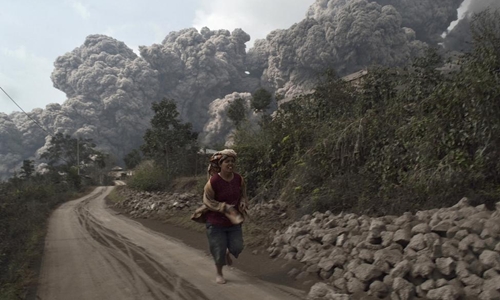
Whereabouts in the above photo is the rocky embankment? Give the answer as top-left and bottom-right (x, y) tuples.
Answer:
(113, 187), (289, 222)
(113, 188), (199, 219)
(271, 198), (500, 300)
(113, 189), (500, 300)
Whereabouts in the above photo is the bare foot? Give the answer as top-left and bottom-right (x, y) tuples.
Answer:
(226, 250), (233, 266)
(216, 275), (226, 284)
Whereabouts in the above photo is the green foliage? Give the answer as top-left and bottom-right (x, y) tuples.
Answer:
(141, 98), (198, 176)
(40, 133), (97, 169)
(124, 149), (142, 169)
(0, 170), (87, 299)
(233, 10), (500, 215)
(233, 125), (274, 196)
(91, 152), (108, 169)
(107, 187), (126, 204)
(39, 133), (109, 186)
(251, 88), (272, 111)
(227, 97), (247, 127)
(19, 160), (34, 179)
(311, 70), (358, 119)
(127, 161), (171, 191)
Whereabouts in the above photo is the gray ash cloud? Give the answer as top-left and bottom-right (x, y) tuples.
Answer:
(0, 0), (492, 179)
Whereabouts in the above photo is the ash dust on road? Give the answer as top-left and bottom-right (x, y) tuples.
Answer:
(36, 186), (305, 300)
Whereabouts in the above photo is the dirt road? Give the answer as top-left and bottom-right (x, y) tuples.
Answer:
(36, 186), (306, 300)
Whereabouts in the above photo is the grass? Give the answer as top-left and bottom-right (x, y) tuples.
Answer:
(106, 186), (126, 204)
(0, 186), (98, 300)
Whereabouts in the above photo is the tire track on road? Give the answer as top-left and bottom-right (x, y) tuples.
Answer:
(38, 186), (305, 300)
(75, 188), (209, 300)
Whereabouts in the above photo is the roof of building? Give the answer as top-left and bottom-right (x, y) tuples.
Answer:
(198, 148), (218, 155)
(342, 69), (368, 82)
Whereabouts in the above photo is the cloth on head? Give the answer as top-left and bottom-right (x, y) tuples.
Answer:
(207, 149), (237, 178)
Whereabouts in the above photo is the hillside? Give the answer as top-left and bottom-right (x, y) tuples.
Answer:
(111, 180), (500, 299)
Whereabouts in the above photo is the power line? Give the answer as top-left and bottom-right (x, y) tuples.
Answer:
(1, 86), (107, 174)
(0, 86), (53, 136)
(0, 86), (75, 167)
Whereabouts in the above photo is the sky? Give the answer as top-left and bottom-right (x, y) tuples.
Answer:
(0, 0), (315, 114)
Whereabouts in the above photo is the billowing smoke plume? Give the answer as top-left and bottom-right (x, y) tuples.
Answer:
(48, 34), (160, 160)
(0, 113), (24, 175)
(307, 0), (463, 44)
(0, 105), (59, 175)
(201, 92), (260, 147)
(467, 0), (500, 14)
(369, 0), (463, 43)
(443, 0), (500, 51)
(0, 0), (488, 179)
(0, 35), (161, 177)
(443, 17), (472, 52)
(249, 0), (429, 99)
(139, 27), (259, 131)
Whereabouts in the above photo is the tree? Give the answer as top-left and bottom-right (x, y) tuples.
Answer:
(39, 133), (104, 173)
(40, 132), (90, 166)
(141, 98), (198, 174)
(251, 88), (272, 112)
(19, 160), (35, 179)
(124, 149), (142, 169)
(227, 97), (246, 127)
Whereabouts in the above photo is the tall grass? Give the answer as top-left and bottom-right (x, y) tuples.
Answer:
(0, 177), (91, 300)
(234, 11), (500, 217)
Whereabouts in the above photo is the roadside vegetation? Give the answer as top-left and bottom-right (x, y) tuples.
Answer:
(233, 10), (500, 216)
(4, 9), (496, 300)
(124, 10), (500, 221)
(119, 11), (500, 250)
(125, 98), (202, 191)
(0, 135), (113, 299)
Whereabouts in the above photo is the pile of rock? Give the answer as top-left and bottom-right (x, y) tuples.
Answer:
(114, 187), (290, 222)
(248, 199), (289, 219)
(114, 189), (199, 219)
(266, 198), (500, 300)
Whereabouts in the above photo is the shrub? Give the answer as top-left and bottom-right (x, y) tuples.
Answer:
(233, 10), (500, 216)
(127, 161), (171, 191)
